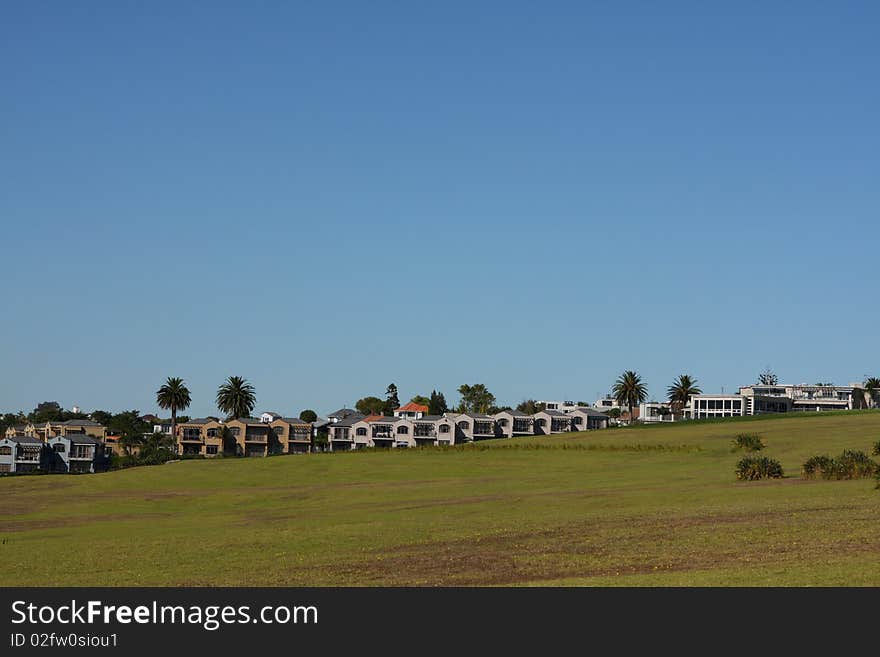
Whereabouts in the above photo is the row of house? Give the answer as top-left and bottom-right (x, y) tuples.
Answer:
(1, 419), (110, 474)
(0, 433), (106, 474)
(175, 416), (312, 458)
(4, 419), (108, 441)
(325, 404), (609, 451)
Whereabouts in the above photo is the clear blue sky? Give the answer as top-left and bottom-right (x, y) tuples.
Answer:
(2, 1), (878, 417)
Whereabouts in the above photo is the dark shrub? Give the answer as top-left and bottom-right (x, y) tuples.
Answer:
(732, 433), (765, 452)
(802, 450), (878, 480)
(873, 440), (880, 457)
(735, 456), (784, 481)
(829, 450), (877, 480)
(802, 455), (833, 479)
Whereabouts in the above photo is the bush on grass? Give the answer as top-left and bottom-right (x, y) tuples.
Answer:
(735, 456), (784, 481)
(802, 450), (877, 480)
(731, 433), (765, 452)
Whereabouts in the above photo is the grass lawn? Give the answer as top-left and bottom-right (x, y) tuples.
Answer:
(3, 411), (880, 586)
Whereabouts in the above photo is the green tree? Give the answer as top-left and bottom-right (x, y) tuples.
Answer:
(356, 396), (385, 416)
(156, 377), (192, 444)
(667, 374), (702, 413)
(0, 412), (26, 437)
(612, 371), (648, 424)
(216, 376), (257, 420)
(410, 395), (431, 408)
(457, 384), (496, 414)
(219, 425), (239, 456)
(138, 431), (176, 464)
(384, 383), (400, 416)
(30, 401), (64, 423)
(864, 377), (880, 408)
(516, 399), (545, 415)
(428, 390), (448, 415)
(90, 410), (113, 426)
(109, 410), (150, 439)
(118, 433), (144, 457)
(299, 409), (318, 423)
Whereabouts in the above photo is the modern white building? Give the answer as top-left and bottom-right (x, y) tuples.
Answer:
(685, 383), (866, 419)
(638, 402), (676, 423)
(686, 395), (748, 419)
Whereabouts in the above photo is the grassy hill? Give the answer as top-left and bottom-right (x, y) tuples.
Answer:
(3, 411), (880, 586)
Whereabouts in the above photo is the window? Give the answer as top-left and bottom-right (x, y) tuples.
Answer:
(458, 422), (470, 431)
(356, 427), (367, 436)
(206, 445), (218, 455)
(0, 446), (10, 456)
(498, 419), (508, 427)
(206, 428), (218, 437)
(439, 424), (449, 433)
(397, 426), (408, 434)
(724, 400), (731, 410)
(535, 418), (546, 427)
(572, 417), (582, 425)
(229, 427), (241, 436)
(53, 443), (65, 453)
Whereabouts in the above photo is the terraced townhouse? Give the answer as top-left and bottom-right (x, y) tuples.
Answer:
(0, 435), (43, 473)
(325, 404), (609, 450)
(175, 416), (314, 457)
(6, 419), (107, 441)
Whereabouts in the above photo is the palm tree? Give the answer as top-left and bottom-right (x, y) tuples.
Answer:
(612, 370), (648, 424)
(667, 374), (702, 414)
(864, 377), (880, 408)
(216, 376), (257, 420)
(156, 377), (192, 448)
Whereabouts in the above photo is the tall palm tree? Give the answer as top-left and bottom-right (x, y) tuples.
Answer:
(864, 377), (880, 408)
(612, 370), (648, 424)
(156, 377), (192, 447)
(216, 376), (257, 420)
(667, 374), (702, 414)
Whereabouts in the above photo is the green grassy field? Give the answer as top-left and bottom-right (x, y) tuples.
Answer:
(3, 411), (880, 586)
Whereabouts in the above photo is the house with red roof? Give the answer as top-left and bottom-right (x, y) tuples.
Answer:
(393, 402), (428, 420)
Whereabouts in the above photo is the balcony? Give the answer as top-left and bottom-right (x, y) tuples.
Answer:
(473, 423), (494, 435)
(244, 434), (268, 443)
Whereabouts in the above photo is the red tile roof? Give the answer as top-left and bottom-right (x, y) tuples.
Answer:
(395, 402), (429, 413)
(363, 414), (385, 423)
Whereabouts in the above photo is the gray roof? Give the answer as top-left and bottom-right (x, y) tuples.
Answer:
(367, 416), (402, 424)
(414, 415), (445, 421)
(54, 434), (99, 444)
(333, 414), (366, 427)
(329, 408), (358, 418)
(4, 435), (42, 445)
(182, 418), (215, 425)
(61, 419), (103, 427)
(279, 417), (311, 425)
(573, 407), (609, 417)
(497, 410), (532, 418)
(459, 412), (493, 419)
(542, 409), (569, 417)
